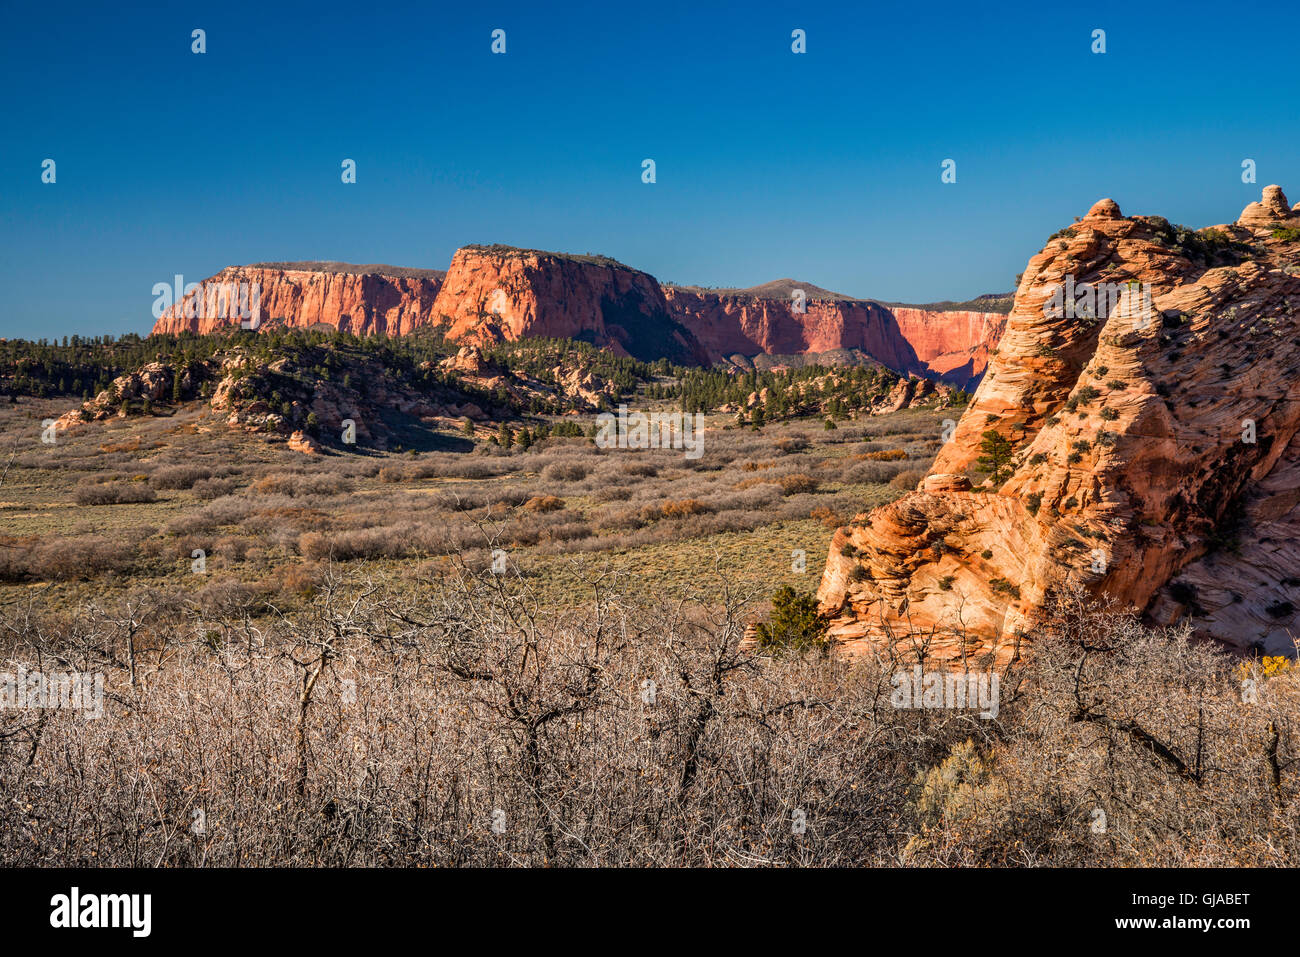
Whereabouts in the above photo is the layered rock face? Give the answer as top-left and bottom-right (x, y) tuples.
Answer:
(818, 187), (1300, 664)
(151, 264), (445, 336)
(435, 246), (709, 366)
(147, 252), (1004, 384)
(662, 289), (916, 368)
(661, 288), (1004, 388)
(889, 308), (1008, 390)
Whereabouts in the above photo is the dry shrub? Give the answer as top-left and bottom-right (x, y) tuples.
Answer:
(858, 448), (908, 462)
(193, 477), (236, 500)
(252, 472), (352, 497)
(74, 482), (157, 506)
(538, 520), (591, 543)
(297, 528), (393, 561)
(619, 462), (658, 478)
(278, 561), (325, 598)
(541, 462), (588, 483)
(640, 498), (714, 522)
(524, 495), (565, 513)
(809, 506), (847, 529)
(297, 531), (331, 560)
(214, 534), (252, 563)
(778, 473), (819, 496)
(0, 534), (133, 581)
(165, 497), (255, 535)
(433, 488), (529, 512)
(845, 460), (911, 484)
(890, 468), (927, 490)
(434, 460), (508, 479)
(9, 576), (1289, 867)
(149, 465), (211, 490)
(774, 436), (810, 454)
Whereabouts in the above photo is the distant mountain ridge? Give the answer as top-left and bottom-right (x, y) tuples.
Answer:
(151, 249), (1007, 387)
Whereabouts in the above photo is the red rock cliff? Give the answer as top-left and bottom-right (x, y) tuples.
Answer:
(662, 287), (1004, 387)
(147, 254), (1004, 384)
(435, 246), (709, 365)
(150, 263), (445, 336)
(889, 308), (1008, 389)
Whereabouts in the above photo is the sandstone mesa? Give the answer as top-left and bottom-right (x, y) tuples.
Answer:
(150, 250), (1005, 387)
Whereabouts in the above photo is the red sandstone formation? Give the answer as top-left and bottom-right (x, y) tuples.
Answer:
(817, 187), (1300, 664)
(150, 263), (445, 336)
(660, 287), (1003, 388)
(433, 246), (708, 365)
(889, 308), (1008, 389)
(148, 253), (1005, 386)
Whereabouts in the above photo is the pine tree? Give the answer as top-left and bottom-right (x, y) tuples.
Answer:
(976, 430), (1015, 482)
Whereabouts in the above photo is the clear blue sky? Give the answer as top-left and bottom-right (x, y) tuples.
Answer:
(3, 0), (1298, 339)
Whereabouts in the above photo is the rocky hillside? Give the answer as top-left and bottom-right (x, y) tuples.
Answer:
(151, 263), (446, 336)
(817, 186), (1300, 664)
(49, 332), (649, 453)
(53, 338), (500, 453)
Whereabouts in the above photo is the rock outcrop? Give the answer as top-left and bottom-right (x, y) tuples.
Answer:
(818, 187), (1300, 663)
(435, 246), (709, 366)
(151, 263), (445, 336)
(661, 287), (1004, 389)
(53, 361), (202, 430)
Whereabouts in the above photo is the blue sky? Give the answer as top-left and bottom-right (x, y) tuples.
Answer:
(3, 0), (1299, 339)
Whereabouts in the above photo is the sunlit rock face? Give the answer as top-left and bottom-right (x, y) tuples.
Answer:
(818, 188), (1300, 664)
(151, 263), (446, 336)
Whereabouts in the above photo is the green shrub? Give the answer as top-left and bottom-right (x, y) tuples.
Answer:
(754, 586), (830, 653)
(989, 577), (1021, 600)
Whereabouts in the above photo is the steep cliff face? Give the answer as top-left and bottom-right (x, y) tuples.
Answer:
(889, 308), (1009, 390)
(150, 263), (445, 336)
(661, 288), (1004, 388)
(146, 254), (1003, 383)
(661, 289), (916, 369)
(817, 187), (1300, 664)
(436, 246), (709, 365)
